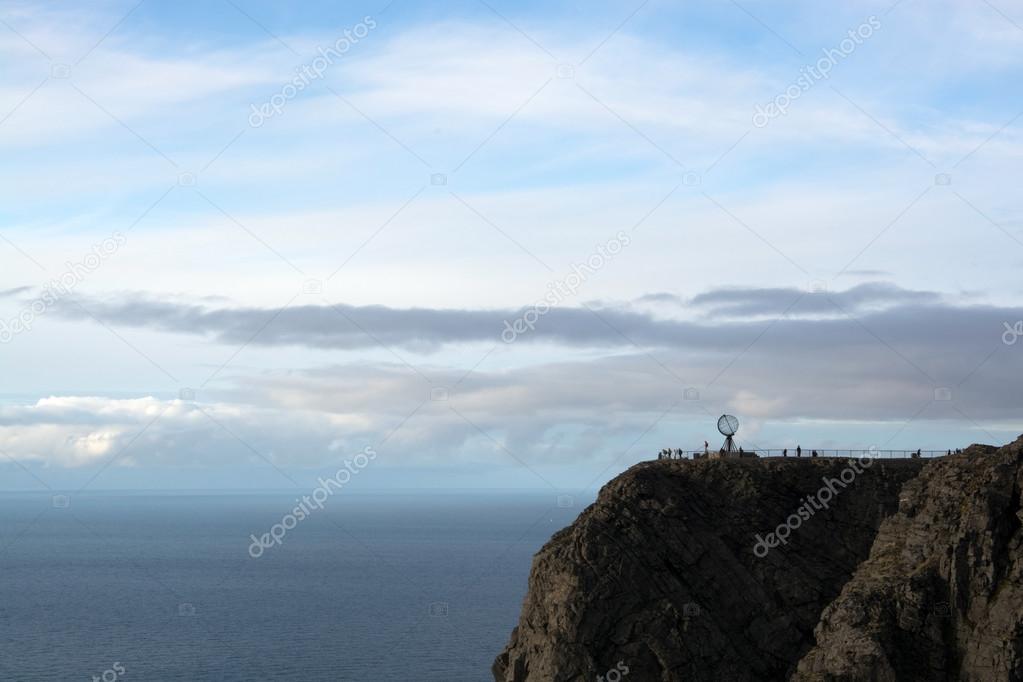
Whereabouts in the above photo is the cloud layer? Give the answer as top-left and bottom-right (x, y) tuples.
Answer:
(50, 284), (1020, 367)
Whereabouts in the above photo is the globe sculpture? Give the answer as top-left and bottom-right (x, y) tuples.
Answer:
(717, 414), (740, 453)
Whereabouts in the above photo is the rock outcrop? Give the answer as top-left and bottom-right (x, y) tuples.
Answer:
(792, 441), (1023, 681)
(494, 456), (925, 681)
(494, 438), (1023, 681)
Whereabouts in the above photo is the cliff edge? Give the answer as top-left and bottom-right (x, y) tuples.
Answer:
(792, 439), (1023, 681)
(494, 438), (1023, 681)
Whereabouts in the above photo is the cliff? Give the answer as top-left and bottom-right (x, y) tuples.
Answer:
(494, 438), (1023, 681)
(792, 441), (1023, 681)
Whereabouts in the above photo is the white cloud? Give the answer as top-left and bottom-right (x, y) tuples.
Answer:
(0, 395), (373, 468)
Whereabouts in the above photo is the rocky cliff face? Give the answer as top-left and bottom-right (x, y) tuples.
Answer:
(493, 456), (926, 681)
(792, 441), (1023, 681)
(494, 438), (1023, 682)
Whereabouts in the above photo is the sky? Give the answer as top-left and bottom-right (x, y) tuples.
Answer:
(1, 0), (1022, 491)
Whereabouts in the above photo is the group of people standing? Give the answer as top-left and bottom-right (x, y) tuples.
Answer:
(658, 440), (715, 460)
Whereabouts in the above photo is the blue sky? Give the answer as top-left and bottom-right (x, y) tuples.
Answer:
(1, 0), (1022, 491)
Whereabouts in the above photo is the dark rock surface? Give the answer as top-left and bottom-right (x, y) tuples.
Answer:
(493, 456), (926, 681)
(792, 439), (1023, 681)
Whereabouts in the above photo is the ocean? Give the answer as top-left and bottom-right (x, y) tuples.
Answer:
(0, 491), (587, 681)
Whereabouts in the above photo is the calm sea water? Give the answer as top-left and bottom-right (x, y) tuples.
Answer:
(0, 491), (586, 681)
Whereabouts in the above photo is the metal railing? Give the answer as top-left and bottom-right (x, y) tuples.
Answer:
(657, 448), (956, 460)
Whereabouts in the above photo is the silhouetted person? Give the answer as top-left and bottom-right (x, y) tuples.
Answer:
(811, 449), (818, 458)
(782, 448), (788, 457)
(704, 440), (709, 455)
(796, 445), (802, 458)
